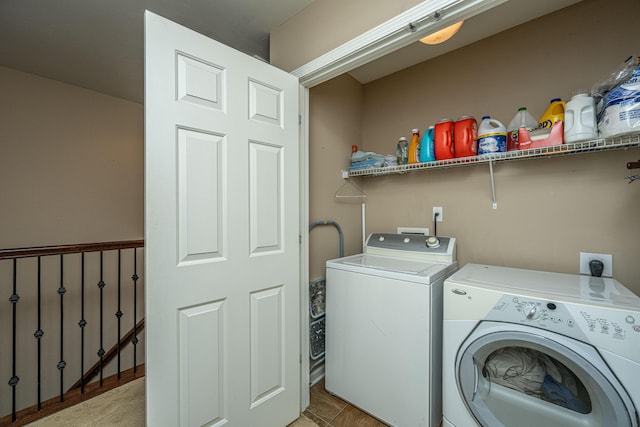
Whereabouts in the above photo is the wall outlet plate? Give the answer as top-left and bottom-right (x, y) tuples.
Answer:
(433, 207), (443, 222)
(579, 252), (613, 277)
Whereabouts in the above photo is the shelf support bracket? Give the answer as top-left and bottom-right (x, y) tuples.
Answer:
(489, 160), (497, 209)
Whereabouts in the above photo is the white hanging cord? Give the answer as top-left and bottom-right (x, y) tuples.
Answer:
(361, 203), (366, 252)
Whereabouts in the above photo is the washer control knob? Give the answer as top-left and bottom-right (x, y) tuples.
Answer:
(426, 236), (440, 248)
(403, 237), (410, 243)
(526, 305), (538, 320)
(378, 236), (385, 242)
(626, 315), (635, 324)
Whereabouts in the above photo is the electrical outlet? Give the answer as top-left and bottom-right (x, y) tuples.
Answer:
(579, 252), (613, 277)
(433, 207), (443, 222)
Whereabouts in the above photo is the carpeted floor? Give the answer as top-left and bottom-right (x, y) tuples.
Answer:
(26, 378), (317, 426)
(27, 378), (146, 426)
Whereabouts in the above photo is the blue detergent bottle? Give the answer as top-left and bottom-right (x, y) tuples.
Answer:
(419, 126), (436, 162)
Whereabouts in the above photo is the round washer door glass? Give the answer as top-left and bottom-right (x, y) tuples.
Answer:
(456, 322), (637, 427)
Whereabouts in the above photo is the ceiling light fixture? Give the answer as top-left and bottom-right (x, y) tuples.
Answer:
(419, 20), (464, 45)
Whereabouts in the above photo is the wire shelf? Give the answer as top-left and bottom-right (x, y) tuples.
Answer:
(348, 132), (640, 177)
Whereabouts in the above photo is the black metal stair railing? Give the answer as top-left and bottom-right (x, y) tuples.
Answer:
(0, 240), (144, 424)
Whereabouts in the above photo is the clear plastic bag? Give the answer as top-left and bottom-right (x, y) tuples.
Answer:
(591, 55), (638, 101)
(596, 56), (640, 137)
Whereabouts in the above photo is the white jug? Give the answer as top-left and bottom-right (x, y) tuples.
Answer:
(564, 93), (597, 143)
(477, 116), (507, 154)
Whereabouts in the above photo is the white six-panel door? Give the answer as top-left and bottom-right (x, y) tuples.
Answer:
(144, 11), (300, 426)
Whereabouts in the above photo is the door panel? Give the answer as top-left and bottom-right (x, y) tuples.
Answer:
(248, 79), (284, 126)
(177, 53), (225, 111)
(178, 128), (225, 263)
(178, 301), (226, 427)
(145, 11), (300, 426)
(250, 141), (283, 254)
(250, 286), (285, 407)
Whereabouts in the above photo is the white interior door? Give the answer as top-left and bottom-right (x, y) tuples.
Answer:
(144, 11), (300, 426)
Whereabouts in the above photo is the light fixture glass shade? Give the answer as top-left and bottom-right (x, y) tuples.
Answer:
(419, 20), (464, 45)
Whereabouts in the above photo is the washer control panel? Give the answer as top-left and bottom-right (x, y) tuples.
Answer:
(485, 294), (640, 358)
(365, 233), (456, 263)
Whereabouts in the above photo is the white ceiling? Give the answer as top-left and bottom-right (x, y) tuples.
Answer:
(0, 0), (316, 103)
(349, 0), (582, 84)
(0, 0), (581, 104)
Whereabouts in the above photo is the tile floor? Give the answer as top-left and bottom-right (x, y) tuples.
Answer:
(302, 379), (388, 427)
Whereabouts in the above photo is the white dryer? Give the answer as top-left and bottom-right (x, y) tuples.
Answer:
(325, 233), (457, 427)
(443, 263), (640, 427)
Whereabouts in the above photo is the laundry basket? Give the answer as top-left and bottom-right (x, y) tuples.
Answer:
(309, 278), (326, 319)
(308, 220), (343, 378)
(309, 317), (326, 360)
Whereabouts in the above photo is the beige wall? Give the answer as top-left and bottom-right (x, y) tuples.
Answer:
(270, 0), (422, 72)
(0, 66), (143, 248)
(0, 66), (145, 414)
(302, 0), (640, 292)
(308, 74), (366, 280)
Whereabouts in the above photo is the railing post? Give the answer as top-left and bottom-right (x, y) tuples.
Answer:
(57, 254), (67, 402)
(98, 251), (106, 387)
(9, 259), (20, 422)
(116, 249), (123, 379)
(79, 252), (87, 394)
(35, 256), (44, 410)
(132, 247), (139, 372)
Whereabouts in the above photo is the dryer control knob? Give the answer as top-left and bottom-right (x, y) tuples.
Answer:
(522, 304), (539, 320)
(426, 236), (440, 248)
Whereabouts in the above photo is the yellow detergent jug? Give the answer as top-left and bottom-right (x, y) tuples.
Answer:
(538, 98), (565, 129)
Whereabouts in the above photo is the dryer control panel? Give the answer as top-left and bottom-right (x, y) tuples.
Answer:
(486, 294), (640, 359)
(487, 295), (588, 342)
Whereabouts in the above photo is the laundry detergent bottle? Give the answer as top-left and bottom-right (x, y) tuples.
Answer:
(538, 98), (565, 129)
(419, 126), (436, 162)
(408, 128), (420, 164)
(564, 92), (597, 143)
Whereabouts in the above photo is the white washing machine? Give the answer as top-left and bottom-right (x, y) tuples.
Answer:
(443, 263), (640, 427)
(325, 233), (457, 427)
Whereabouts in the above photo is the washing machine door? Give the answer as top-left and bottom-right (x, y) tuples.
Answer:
(456, 321), (637, 427)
